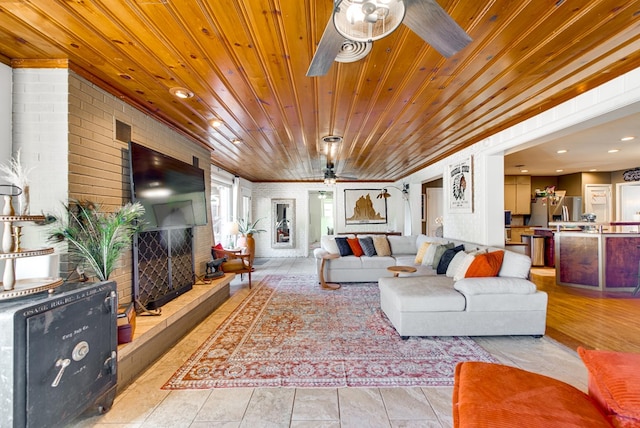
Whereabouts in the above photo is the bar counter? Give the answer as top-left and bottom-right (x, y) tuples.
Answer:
(548, 222), (640, 292)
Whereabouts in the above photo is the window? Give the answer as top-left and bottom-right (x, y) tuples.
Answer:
(211, 174), (233, 246)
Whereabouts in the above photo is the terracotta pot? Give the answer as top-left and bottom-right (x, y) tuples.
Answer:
(244, 233), (255, 264)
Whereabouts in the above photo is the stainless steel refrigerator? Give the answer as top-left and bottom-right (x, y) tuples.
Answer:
(528, 194), (582, 227)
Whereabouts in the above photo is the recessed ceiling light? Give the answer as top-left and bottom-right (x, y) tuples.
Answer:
(232, 139), (242, 145)
(211, 119), (222, 128)
(608, 149), (619, 153)
(520, 169), (528, 173)
(556, 169), (563, 172)
(621, 136), (635, 141)
(169, 87), (194, 99)
(556, 149), (568, 154)
(589, 169), (598, 172)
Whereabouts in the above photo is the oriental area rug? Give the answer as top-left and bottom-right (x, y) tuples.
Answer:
(163, 275), (497, 389)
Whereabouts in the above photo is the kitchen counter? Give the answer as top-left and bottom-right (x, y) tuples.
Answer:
(554, 230), (640, 292)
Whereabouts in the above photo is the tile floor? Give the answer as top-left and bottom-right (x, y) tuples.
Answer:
(73, 257), (588, 428)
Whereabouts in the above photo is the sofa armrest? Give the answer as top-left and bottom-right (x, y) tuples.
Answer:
(313, 248), (330, 259)
(454, 277), (537, 295)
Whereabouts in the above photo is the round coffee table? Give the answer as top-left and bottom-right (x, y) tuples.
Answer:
(387, 265), (417, 277)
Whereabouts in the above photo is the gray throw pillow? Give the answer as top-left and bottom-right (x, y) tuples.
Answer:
(432, 243), (455, 269)
(359, 237), (377, 257)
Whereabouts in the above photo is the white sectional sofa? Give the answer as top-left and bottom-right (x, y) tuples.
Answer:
(313, 234), (548, 337)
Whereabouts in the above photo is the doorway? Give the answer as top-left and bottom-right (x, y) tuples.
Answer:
(584, 184), (612, 222)
(617, 182), (640, 232)
(308, 190), (334, 252)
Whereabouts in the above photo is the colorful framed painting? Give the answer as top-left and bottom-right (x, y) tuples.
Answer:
(344, 189), (387, 225)
(448, 156), (473, 213)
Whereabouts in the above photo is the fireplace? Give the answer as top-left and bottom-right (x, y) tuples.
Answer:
(133, 227), (194, 310)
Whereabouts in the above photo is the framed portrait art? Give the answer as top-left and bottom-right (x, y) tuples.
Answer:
(344, 189), (387, 225)
(448, 156), (473, 213)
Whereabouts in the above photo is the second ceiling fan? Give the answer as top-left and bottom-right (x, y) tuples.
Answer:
(307, 0), (472, 77)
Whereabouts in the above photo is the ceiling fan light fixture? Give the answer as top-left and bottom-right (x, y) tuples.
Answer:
(335, 39), (372, 63)
(334, 0), (405, 42)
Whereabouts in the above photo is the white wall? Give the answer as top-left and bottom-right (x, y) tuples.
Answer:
(250, 181), (408, 258)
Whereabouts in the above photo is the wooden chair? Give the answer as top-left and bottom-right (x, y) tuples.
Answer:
(212, 246), (252, 288)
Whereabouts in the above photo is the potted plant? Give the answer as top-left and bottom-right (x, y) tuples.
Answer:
(236, 217), (265, 263)
(48, 200), (145, 282)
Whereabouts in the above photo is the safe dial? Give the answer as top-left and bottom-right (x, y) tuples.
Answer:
(72, 340), (89, 361)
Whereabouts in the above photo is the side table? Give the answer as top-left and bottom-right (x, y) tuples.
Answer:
(319, 253), (341, 290)
(387, 265), (417, 277)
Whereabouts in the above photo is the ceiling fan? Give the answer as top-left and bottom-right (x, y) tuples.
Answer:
(323, 162), (357, 184)
(307, 0), (472, 77)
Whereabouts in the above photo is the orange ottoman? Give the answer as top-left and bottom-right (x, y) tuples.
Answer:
(578, 347), (640, 428)
(453, 362), (612, 427)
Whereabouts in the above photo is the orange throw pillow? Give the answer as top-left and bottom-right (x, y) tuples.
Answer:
(347, 237), (364, 257)
(465, 250), (504, 278)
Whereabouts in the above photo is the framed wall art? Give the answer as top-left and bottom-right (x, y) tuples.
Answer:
(344, 189), (387, 225)
(448, 156), (473, 213)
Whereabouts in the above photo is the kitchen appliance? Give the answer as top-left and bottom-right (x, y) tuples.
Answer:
(504, 210), (512, 242)
(528, 191), (582, 227)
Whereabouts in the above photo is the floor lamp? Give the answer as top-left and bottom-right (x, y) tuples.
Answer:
(377, 184), (412, 235)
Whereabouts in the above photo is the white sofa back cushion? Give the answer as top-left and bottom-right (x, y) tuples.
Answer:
(498, 251), (532, 279)
(387, 235), (418, 255)
(454, 277), (537, 295)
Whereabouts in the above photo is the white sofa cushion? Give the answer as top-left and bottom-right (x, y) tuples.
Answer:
(379, 276), (465, 312)
(454, 277), (537, 295)
(464, 292), (548, 312)
(498, 250), (532, 279)
(388, 235), (418, 255)
(326, 255), (362, 269)
(320, 235), (340, 255)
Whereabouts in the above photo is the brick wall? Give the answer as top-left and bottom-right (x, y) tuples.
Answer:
(67, 72), (213, 304)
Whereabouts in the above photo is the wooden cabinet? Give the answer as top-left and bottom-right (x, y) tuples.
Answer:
(505, 175), (531, 214)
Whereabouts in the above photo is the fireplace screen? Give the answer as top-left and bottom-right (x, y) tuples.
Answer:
(134, 228), (194, 310)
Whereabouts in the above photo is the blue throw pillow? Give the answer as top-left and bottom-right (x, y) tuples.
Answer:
(334, 237), (353, 256)
(359, 237), (377, 257)
(437, 244), (465, 274)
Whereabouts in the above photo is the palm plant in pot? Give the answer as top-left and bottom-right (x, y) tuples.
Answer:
(48, 200), (145, 282)
(236, 217), (265, 263)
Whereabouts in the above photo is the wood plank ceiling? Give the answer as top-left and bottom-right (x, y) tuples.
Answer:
(0, 0), (639, 182)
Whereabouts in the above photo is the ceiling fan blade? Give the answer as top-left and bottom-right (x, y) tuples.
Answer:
(307, 13), (345, 76)
(403, 0), (472, 58)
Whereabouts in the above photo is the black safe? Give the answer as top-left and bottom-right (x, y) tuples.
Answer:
(0, 281), (118, 428)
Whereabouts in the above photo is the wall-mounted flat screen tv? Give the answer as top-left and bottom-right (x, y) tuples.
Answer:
(129, 142), (207, 230)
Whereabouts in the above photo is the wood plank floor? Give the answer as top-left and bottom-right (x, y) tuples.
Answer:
(530, 268), (640, 353)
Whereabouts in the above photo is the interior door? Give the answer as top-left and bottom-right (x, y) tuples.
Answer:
(426, 188), (443, 236)
(584, 184), (612, 223)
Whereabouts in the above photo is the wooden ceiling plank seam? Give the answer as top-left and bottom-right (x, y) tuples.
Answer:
(21, 0), (220, 147)
(237, 0), (312, 173)
(194, 0), (299, 164)
(2, 0), (221, 151)
(120, 0), (275, 152)
(0, 10), (68, 58)
(271, 0), (324, 176)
